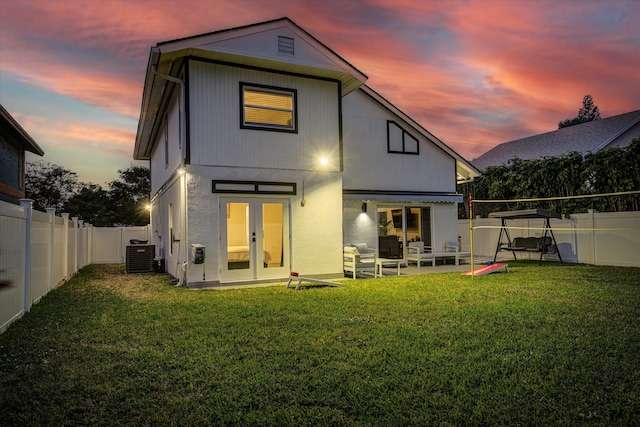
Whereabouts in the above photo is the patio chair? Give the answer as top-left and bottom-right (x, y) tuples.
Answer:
(443, 241), (471, 265)
(343, 243), (376, 278)
(406, 241), (435, 268)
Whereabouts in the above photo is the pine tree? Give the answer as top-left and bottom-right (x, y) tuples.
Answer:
(558, 94), (601, 129)
(577, 94), (601, 121)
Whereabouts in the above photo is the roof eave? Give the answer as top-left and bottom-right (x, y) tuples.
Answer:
(358, 86), (481, 182)
(0, 104), (44, 156)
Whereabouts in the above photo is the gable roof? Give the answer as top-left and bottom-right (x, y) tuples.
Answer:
(358, 86), (480, 183)
(134, 17), (368, 160)
(0, 104), (44, 156)
(472, 109), (640, 170)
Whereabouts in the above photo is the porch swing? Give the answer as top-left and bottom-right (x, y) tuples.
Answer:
(489, 209), (563, 265)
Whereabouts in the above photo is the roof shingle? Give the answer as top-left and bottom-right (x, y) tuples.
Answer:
(472, 109), (640, 170)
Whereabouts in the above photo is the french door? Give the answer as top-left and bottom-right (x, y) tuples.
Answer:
(220, 198), (290, 282)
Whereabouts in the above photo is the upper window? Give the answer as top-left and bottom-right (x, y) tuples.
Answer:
(387, 120), (419, 155)
(240, 83), (297, 133)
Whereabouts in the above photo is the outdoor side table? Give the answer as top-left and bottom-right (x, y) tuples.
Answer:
(375, 258), (402, 278)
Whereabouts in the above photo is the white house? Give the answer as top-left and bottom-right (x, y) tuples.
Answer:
(133, 17), (479, 286)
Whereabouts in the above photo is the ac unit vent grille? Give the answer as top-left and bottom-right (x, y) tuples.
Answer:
(126, 245), (155, 273)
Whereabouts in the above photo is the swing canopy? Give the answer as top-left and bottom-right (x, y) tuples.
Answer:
(488, 209), (562, 220)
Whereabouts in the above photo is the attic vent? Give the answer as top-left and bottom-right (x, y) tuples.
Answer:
(278, 36), (294, 55)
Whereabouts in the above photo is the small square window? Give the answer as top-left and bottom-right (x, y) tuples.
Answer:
(240, 83), (297, 132)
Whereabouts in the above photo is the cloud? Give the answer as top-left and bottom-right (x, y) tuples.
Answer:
(2, 0), (639, 182)
(16, 111), (135, 156)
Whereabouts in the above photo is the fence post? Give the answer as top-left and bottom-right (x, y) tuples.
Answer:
(19, 199), (33, 313)
(61, 213), (69, 279)
(78, 220), (84, 268)
(87, 224), (93, 265)
(72, 217), (79, 275)
(120, 226), (125, 263)
(46, 208), (56, 290)
(588, 209), (597, 265)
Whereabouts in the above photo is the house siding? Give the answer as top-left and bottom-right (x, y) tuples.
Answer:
(188, 59), (341, 171)
(342, 89), (456, 193)
(150, 92), (182, 196)
(150, 175), (184, 279)
(183, 165), (343, 283)
(137, 19), (479, 285)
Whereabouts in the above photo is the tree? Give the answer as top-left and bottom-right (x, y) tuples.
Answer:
(25, 160), (79, 211)
(107, 165), (150, 226)
(558, 94), (601, 129)
(458, 141), (640, 218)
(63, 183), (112, 226)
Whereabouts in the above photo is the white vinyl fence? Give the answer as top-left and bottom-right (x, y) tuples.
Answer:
(0, 199), (150, 334)
(459, 210), (640, 267)
(2, 199), (638, 333)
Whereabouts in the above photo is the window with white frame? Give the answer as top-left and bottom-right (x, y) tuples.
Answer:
(387, 120), (419, 155)
(240, 83), (297, 132)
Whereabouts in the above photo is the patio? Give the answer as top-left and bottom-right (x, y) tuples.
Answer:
(189, 258), (487, 290)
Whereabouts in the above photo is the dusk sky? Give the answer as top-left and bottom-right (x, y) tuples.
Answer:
(1, 0), (638, 185)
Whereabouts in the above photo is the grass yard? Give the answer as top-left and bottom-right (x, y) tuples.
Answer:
(1, 262), (639, 426)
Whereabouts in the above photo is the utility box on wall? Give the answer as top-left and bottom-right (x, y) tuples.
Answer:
(191, 244), (205, 264)
(126, 244), (155, 273)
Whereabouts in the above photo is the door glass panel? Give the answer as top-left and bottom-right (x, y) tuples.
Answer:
(262, 203), (283, 268)
(227, 202), (250, 270)
(420, 207), (432, 247)
(405, 207), (432, 246)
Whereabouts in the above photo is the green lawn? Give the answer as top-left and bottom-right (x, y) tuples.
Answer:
(1, 263), (639, 426)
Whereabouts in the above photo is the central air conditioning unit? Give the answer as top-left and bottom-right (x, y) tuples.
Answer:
(126, 244), (155, 273)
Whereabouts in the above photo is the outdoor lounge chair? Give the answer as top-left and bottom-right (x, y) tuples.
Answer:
(343, 243), (377, 278)
(406, 241), (435, 268)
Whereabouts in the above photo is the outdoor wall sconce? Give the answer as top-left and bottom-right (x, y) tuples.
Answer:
(300, 157), (330, 207)
(361, 202), (367, 212)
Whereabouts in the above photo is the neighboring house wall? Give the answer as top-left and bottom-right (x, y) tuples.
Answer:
(0, 105), (44, 205)
(0, 135), (24, 203)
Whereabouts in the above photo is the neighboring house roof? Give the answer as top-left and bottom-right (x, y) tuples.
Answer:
(0, 104), (44, 156)
(472, 109), (640, 170)
(358, 86), (480, 182)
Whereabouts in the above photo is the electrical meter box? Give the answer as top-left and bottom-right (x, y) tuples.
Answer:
(191, 244), (205, 264)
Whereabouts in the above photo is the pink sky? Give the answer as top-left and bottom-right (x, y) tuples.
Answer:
(1, 0), (638, 185)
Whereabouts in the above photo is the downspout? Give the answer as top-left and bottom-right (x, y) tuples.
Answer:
(151, 64), (189, 286)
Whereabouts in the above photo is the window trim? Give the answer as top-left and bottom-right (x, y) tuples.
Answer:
(240, 82), (298, 133)
(387, 120), (419, 155)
